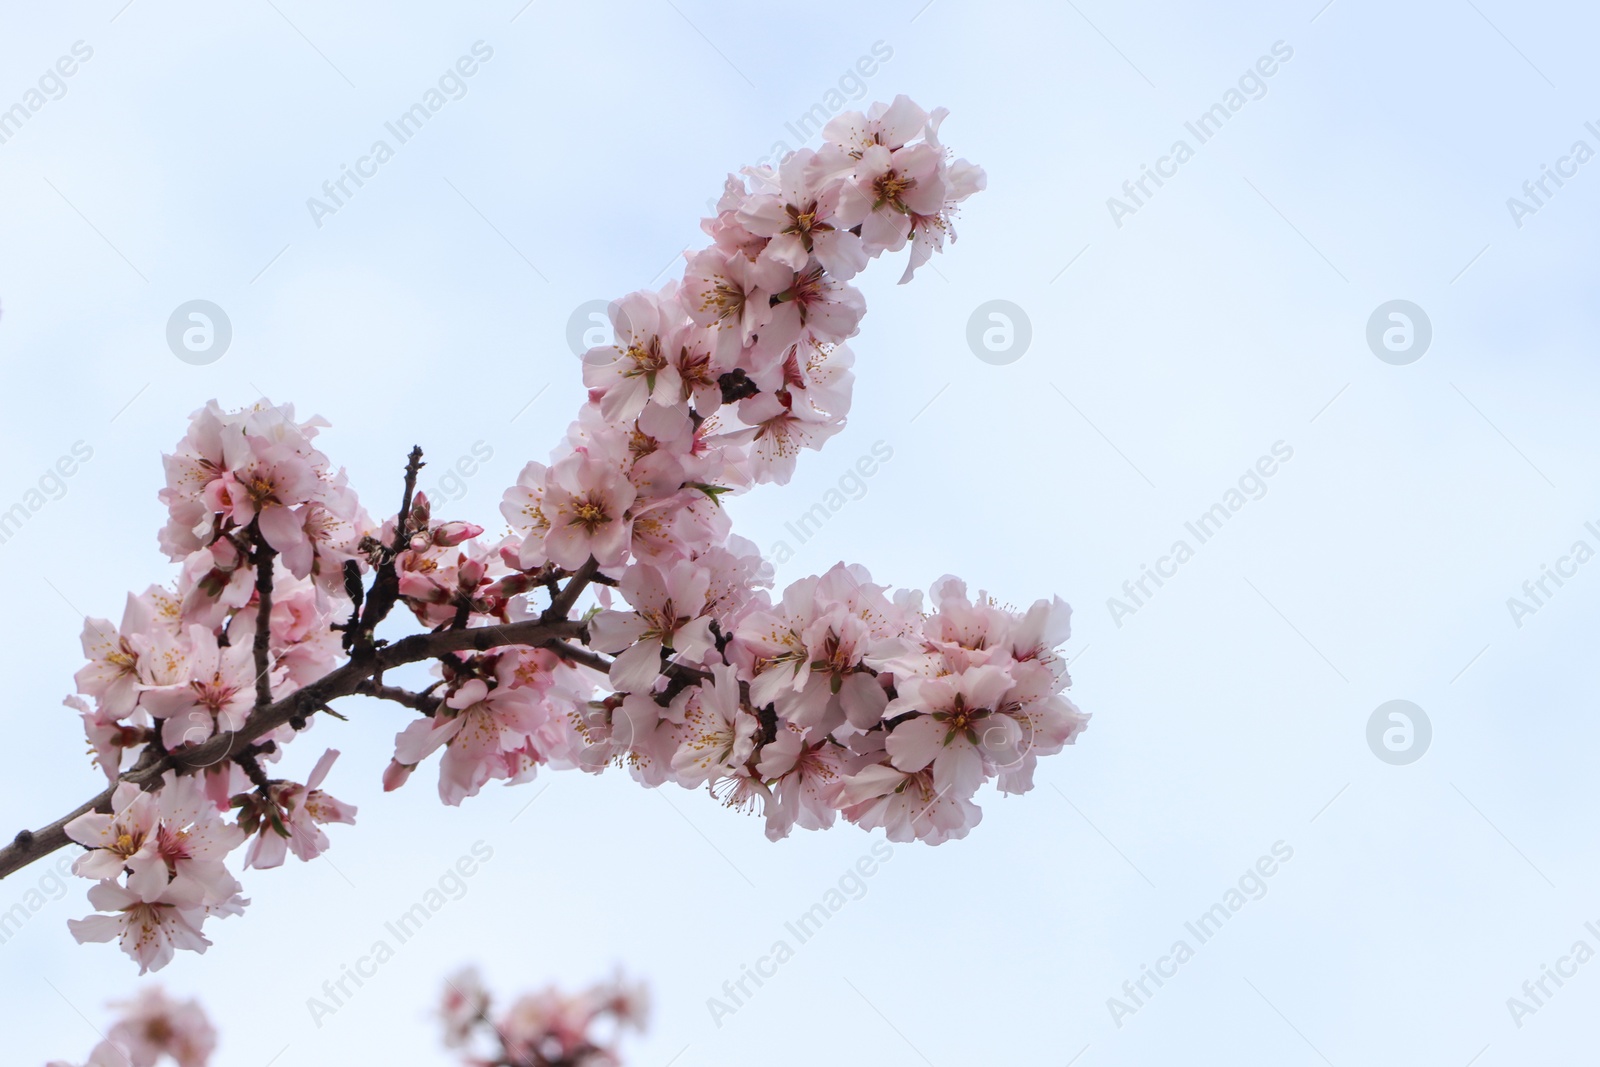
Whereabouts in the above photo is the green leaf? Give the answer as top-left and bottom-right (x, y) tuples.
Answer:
(688, 483), (734, 507)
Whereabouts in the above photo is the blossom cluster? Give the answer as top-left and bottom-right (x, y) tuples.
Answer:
(440, 966), (647, 1067)
(395, 95), (1084, 843)
(572, 566), (1086, 844)
(44, 971), (646, 1067)
(50, 96), (1087, 976)
(62, 399), (367, 971)
(47, 985), (216, 1067)
(74, 399), (362, 765)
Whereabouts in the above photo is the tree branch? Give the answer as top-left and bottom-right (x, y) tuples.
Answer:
(251, 533), (275, 711)
(543, 639), (613, 675)
(355, 679), (442, 714)
(356, 445), (425, 643)
(0, 616), (584, 881)
(543, 558), (600, 622)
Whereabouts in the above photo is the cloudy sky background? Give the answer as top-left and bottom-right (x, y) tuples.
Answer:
(2, 0), (1599, 1063)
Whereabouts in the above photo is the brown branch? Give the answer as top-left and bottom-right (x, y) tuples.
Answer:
(355, 679), (442, 715)
(356, 445), (425, 643)
(0, 615), (584, 882)
(234, 743), (276, 793)
(543, 629), (723, 693)
(543, 558), (600, 622)
(4, 466), (622, 882)
(543, 639), (613, 675)
(251, 533), (275, 711)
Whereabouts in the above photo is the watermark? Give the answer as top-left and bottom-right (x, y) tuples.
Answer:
(166, 300), (232, 365)
(306, 840), (494, 1027)
(1107, 41), (1294, 228)
(567, 300), (614, 358)
(0, 440), (94, 547)
(1366, 300), (1431, 365)
(967, 300), (1031, 365)
(1108, 441), (1294, 627)
(707, 840), (895, 1028)
(307, 42), (495, 228)
(565, 299), (649, 361)
(1366, 700), (1430, 765)
(1506, 122), (1600, 229)
(1506, 524), (1600, 628)
(768, 440), (894, 564)
(1107, 841), (1294, 1028)
(425, 440), (495, 503)
(1506, 922), (1600, 1028)
(0, 40), (94, 147)
(0, 854), (76, 946)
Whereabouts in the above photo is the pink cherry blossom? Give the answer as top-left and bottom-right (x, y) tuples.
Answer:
(68, 879), (214, 974)
(837, 762), (983, 845)
(588, 560), (717, 693)
(736, 564), (903, 730)
(396, 529), (505, 629)
(176, 540), (255, 626)
(440, 966), (491, 1048)
(607, 689), (693, 785)
(67, 773), (245, 916)
(896, 106), (987, 283)
(49, 986), (219, 1067)
(724, 392), (845, 485)
(390, 662), (558, 805)
(102, 986), (217, 1067)
(581, 291), (685, 423)
(140, 625), (260, 750)
(453, 969), (645, 1067)
(240, 748), (357, 868)
(737, 148), (867, 279)
(883, 664), (1021, 798)
(70, 694), (148, 782)
(992, 660), (1089, 795)
(670, 664), (758, 786)
(500, 459), (552, 570)
(757, 723), (845, 840)
(157, 399), (368, 585)
(759, 264), (866, 357)
(662, 321), (730, 413)
(821, 94), (932, 156)
(75, 595), (157, 717)
(542, 454), (638, 570)
(680, 247), (788, 356)
(66, 782), (164, 895)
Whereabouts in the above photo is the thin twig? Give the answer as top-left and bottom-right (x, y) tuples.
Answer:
(355, 679), (443, 714)
(356, 445), (425, 643)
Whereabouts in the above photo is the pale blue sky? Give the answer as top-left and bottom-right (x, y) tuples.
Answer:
(2, 1), (1599, 1064)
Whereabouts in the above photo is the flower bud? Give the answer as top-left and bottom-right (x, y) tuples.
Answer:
(432, 521), (483, 547)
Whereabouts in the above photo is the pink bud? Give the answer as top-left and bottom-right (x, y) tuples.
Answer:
(432, 521), (483, 548)
(457, 557), (487, 588)
(382, 760), (415, 792)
